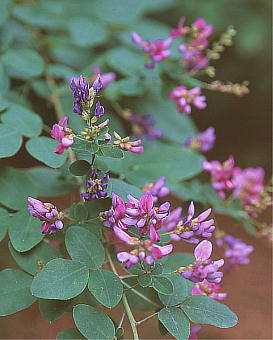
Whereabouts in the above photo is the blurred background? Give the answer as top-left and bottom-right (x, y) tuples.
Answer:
(0, 0), (271, 338)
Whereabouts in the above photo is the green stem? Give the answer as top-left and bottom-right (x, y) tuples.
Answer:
(136, 312), (158, 325)
(105, 248), (139, 340)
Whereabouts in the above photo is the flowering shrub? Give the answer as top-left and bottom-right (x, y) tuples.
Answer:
(0, 1), (271, 340)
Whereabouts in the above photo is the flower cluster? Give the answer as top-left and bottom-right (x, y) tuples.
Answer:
(184, 126), (215, 152)
(210, 80), (249, 96)
(168, 86), (206, 114)
(27, 197), (63, 235)
(80, 170), (109, 201)
(177, 240), (224, 284)
(131, 32), (173, 69)
(162, 202), (215, 244)
(123, 109), (163, 140)
(192, 279), (227, 301)
(50, 116), (74, 155)
(216, 234), (253, 269)
(142, 176), (170, 202)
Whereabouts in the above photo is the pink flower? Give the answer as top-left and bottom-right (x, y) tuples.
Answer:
(142, 176), (170, 202)
(184, 127), (216, 152)
(92, 65), (116, 88)
(113, 131), (144, 154)
(131, 32), (173, 68)
(192, 279), (227, 301)
(168, 86), (206, 114)
(192, 17), (213, 38)
(170, 17), (189, 38)
(50, 116), (74, 155)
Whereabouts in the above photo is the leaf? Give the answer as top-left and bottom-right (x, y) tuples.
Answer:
(158, 274), (190, 307)
(99, 146), (124, 158)
(93, 159), (109, 173)
(83, 198), (111, 219)
(39, 298), (71, 322)
(0, 124), (22, 158)
(69, 160), (91, 176)
(68, 17), (109, 47)
(109, 178), (143, 201)
(72, 138), (99, 154)
(180, 295), (238, 328)
(56, 328), (85, 340)
(27, 167), (75, 197)
(152, 276), (174, 295)
(1, 104), (43, 137)
(73, 204), (88, 222)
(88, 270), (123, 308)
(138, 274), (152, 287)
(73, 304), (115, 339)
(0, 167), (36, 210)
(26, 137), (67, 168)
(65, 226), (105, 270)
(0, 269), (36, 316)
(80, 222), (102, 239)
(0, 207), (9, 242)
(0, 62), (10, 95)
(1, 48), (44, 79)
(31, 259), (89, 300)
(8, 241), (60, 275)
(161, 253), (195, 272)
(158, 307), (190, 340)
(48, 64), (77, 79)
(8, 210), (44, 252)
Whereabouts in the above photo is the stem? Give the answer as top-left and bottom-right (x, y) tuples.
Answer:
(105, 248), (139, 340)
(136, 312), (158, 325)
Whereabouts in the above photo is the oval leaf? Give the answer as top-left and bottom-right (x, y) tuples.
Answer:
(88, 270), (123, 308)
(31, 259), (89, 300)
(158, 307), (190, 340)
(152, 276), (174, 295)
(0, 124), (22, 158)
(39, 298), (71, 322)
(69, 160), (91, 176)
(65, 226), (105, 269)
(180, 295), (238, 328)
(73, 304), (115, 340)
(57, 328), (85, 340)
(0, 269), (36, 316)
(158, 274), (190, 307)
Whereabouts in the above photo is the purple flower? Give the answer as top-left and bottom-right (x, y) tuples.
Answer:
(188, 325), (202, 340)
(94, 101), (105, 118)
(192, 279), (227, 301)
(170, 17), (189, 38)
(113, 132), (144, 154)
(192, 17), (213, 38)
(131, 32), (173, 68)
(232, 167), (265, 206)
(203, 156), (235, 199)
(27, 197), (63, 235)
(101, 193), (127, 230)
(50, 116), (74, 155)
(142, 176), (170, 202)
(178, 240), (224, 283)
(127, 111), (163, 140)
(80, 170), (109, 201)
(92, 65), (116, 88)
(184, 127), (215, 152)
(216, 234), (254, 268)
(168, 86), (206, 114)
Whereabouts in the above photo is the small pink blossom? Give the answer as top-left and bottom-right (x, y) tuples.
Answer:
(142, 176), (170, 202)
(192, 279), (227, 301)
(92, 65), (116, 88)
(184, 127), (216, 152)
(168, 86), (206, 114)
(50, 116), (74, 155)
(113, 131), (144, 154)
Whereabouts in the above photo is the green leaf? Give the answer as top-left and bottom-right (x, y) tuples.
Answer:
(68, 17), (109, 47)
(0, 167), (36, 210)
(48, 64), (77, 79)
(152, 276), (174, 295)
(0, 207), (9, 242)
(1, 48), (44, 79)
(109, 178), (143, 201)
(31, 259), (89, 300)
(138, 274), (152, 287)
(99, 146), (124, 158)
(0, 62), (10, 95)
(39, 298), (71, 322)
(8, 241), (60, 275)
(65, 226), (105, 270)
(88, 270), (123, 308)
(73, 304), (115, 340)
(158, 274), (190, 307)
(161, 253), (195, 273)
(83, 198), (111, 219)
(158, 307), (190, 340)
(1, 104), (43, 137)
(72, 138), (99, 154)
(80, 222), (102, 239)
(8, 210), (44, 252)
(0, 124), (22, 158)
(69, 160), (91, 176)
(57, 328), (85, 340)
(73, 204), (88, 222)
(26, 137), (67, 168)
(181, 295), (238, 328)
(27, 167), (75, 197)
(93, 159), (109, 173)
(0, 269), (36, 316)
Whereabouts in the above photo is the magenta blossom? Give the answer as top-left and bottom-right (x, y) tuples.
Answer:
(192, 17), (213, 38)
(178, 240), (224, 283)
(184, 127), (215, 152)
(92, 65), (116, 88)
(50, 116), (74, 155)
(168, 86), (206, 114)
(127, 111), (163, 140)
(101, 193), (127, 230)
(131, 32), (173, 69)
(142, 176), (170, 202)
(113, 131), (144, 154)
(192, 279), (227, 301)
(114, 227), (173, 268)
(188, 326), (202, 340)
(27, 197), (63, 235)
(170, 17), (189, 38)
(232, 167), (265, 206)
(203, 156), (235, 199)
